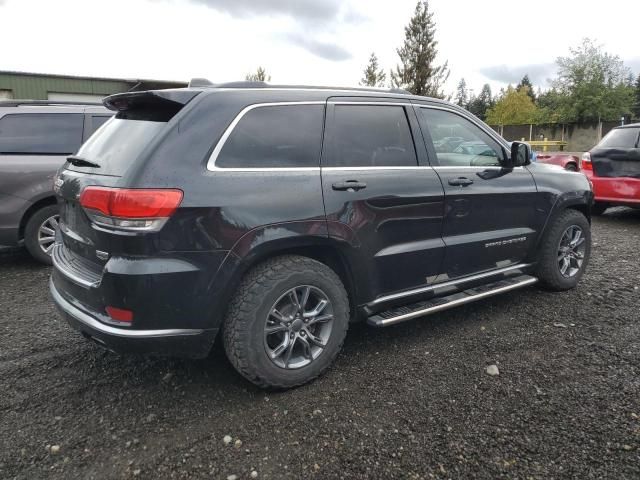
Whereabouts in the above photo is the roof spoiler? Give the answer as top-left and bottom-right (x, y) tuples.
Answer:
(103, 90), (200, 121)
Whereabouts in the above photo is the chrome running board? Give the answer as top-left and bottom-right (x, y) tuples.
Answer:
(367, 275), (537, 327)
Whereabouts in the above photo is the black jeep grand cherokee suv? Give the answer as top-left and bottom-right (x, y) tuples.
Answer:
(51, 83), (593, 388)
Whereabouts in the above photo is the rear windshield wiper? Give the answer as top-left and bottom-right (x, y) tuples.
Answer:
(67, 155), (100, 168)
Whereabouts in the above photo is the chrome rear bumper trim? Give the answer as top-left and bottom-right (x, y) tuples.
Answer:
(50, 278), (204, 338)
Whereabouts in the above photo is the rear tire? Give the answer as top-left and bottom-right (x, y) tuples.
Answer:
(535, 209), (591, 291)
(24, 205), (59, 265)
(223, 255), (349, 389)
(591, 202), (608, 215)
(565, 163), (577, 172)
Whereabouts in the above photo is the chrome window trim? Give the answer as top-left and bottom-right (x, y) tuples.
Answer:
(369, 263), (532, 306)
(329, 101), (414, 107)
(432, 166), (526, 171)
(206, 101), (325, 171)
(322, 166), (431, 171)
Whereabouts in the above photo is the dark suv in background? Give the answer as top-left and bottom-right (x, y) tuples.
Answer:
(581, 123), (640, 214)
(50, 83), (593, 388)
(0, 100), (112, 263)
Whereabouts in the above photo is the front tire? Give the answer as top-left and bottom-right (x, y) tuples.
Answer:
(24, 205), (59, 265)
(535, 209), (591, 291)
(223, 255), (349, 389)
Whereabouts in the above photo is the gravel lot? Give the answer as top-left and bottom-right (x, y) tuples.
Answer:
(1, 209), (639, 480)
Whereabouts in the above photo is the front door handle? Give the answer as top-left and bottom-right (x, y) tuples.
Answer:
(332, 180), (367, 192)
(448, 177), (474, 187)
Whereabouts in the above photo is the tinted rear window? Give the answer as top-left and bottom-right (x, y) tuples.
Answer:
(0, 113), (83, 154)
(67, 118), (165, 175)
(216, 104), (324, 168)
(325, 105), (418, 167)
(598, 128), (639, 148)
(88, 115), (112, 135)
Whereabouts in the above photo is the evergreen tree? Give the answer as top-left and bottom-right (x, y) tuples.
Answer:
(360, 53), (387, 87)
(454, 78), (468, 108)
(467, 84), (493, 120)
(391, 1), (449, 97)
(245, 67), (271, 82)
(517, 74), (536, 102)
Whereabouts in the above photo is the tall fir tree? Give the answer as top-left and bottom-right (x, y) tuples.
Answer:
(517, 74), (536, 103)
(360, 53), (387, 87)
(467, 84), (493, 120)
(454, 78), (468, 108)
(391, 1), (449, 97)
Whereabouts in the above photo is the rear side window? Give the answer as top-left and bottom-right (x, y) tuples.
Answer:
(598, 128), (639, 148)
(0, 113), (83, 154)
(69, 118), (165, 175)
(88, 115), (112, 135)
(216, 104), (324, 168)
(325, 105), (417, 167)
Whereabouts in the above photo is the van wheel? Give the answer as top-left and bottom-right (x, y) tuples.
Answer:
(535, 209), (591, 291)
(223, 255), (349, 389)
(591, 202), (608, 215)
(24, 205), (59, 265)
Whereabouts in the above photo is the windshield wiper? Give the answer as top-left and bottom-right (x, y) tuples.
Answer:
(67, 155), (100, 168)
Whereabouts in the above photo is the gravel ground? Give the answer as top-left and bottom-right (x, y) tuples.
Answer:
(1, 209), (639, 480)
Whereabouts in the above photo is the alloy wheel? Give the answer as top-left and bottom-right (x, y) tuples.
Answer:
(264, 285), (334, 369)
(557, 225), (586, 278)
(38, 214), (59, 256)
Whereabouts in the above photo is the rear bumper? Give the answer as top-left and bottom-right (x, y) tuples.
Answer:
(586, 174), (640, 205)
(50, 277), (217, 358)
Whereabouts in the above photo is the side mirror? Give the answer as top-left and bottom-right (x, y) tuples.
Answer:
(509, 141), (531, 167)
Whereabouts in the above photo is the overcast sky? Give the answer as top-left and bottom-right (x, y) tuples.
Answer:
(1, 0), (638, 96)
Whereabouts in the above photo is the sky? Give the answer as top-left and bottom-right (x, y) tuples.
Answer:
(0, 0), (639, 97)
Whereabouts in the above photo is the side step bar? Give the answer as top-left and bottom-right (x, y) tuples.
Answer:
(367, 275), (537, 327)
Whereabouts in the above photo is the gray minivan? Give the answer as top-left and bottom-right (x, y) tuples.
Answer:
(0, 101), (112, 263)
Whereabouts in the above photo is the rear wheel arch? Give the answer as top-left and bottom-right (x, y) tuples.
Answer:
(224, 241), (360, 324)
(19, 196), (58, 240)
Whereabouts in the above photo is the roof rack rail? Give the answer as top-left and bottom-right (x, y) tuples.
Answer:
(387, 88), (412, 95)
(0, 99), (102, 107)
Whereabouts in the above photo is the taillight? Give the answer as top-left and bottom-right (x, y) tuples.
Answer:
(580, 152), (593, 172)
(79, 186), (183, 232)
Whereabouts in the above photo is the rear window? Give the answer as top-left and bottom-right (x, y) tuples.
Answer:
(0, 113), (83, 154)
(215, 104), (324, 168)
(598, 128), (639, 148)
(67, 118), (165, 175)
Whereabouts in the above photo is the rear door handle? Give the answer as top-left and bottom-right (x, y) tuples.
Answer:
(448, 177), (474, 187)
(332, 180), (367, 192)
